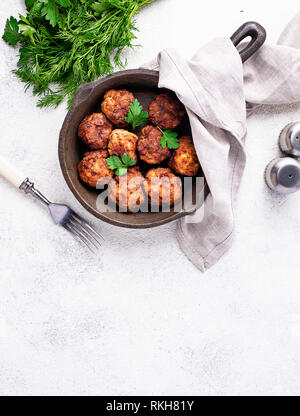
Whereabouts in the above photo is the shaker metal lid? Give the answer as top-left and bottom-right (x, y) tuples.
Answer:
(279, 122), (300, 157)
(265, 157), (300, 194)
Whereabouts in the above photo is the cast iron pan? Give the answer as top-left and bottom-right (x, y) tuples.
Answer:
(59, 22), (266, 229)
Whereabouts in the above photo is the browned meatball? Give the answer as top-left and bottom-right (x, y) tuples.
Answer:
(108, 129), (138, 163)
(145, 168), (182, 207)
(108, 167), (147, 212)
(78, 113), (113, 150)
(78, 150), (114, 188)
(168, 136), (200, 176)
(148, 93), (185, 130)
(137, 125), (171, 165)
(101, 89), (135, 127)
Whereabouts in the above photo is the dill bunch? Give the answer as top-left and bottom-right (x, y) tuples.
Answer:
(2, 0), (155, 108)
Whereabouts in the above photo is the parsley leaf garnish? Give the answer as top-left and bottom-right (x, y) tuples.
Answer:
(158, 127), (179, 149)
(106, 154), (136, 176)
(125, 99), (149, 129)
(121, 153), (136, 167)
(2, 17), (20, 46)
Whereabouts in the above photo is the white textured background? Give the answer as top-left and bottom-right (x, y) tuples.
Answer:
(1, 0), (300, 396)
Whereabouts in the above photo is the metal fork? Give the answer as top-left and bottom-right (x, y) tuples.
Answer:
(0, 155), (103, 252)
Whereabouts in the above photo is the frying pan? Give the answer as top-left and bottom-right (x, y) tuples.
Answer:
(59, 21), (266, 229)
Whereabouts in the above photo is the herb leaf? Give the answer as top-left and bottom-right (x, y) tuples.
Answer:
(25, 0), (36, 9)
(125, 99), (149, 129)
(158, 127), (179, 149)
(2, 17), (20, 46)
(106, 155), (124, 170)
(56, 0), (71, 7)
(115, 167), (128, 177)
(106, 154), (136, 176)
(122, 153), (136, 167)
(91, 1), (112, 16)
(18, 23), (36, 38)
(41, 0), (71, 28)
(41, 0), (59, 27)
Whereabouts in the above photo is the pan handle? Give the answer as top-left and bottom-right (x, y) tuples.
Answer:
(230, 21), (266, 63)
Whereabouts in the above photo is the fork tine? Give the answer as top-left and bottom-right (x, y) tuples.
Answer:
(68, 220), (100, 251)
(71, 212), (104, 241)
(69, 215), (102, 247)
(68, 217), (101, 249)
(63, 223), (95, 253)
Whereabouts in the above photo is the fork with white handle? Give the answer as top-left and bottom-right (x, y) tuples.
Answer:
(0, 154), (103, 251)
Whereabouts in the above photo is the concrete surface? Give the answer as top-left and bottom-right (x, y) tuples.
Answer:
(0, 0), (300, 396)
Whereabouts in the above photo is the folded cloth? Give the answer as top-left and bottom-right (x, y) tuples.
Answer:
(142, 12), (300, 272)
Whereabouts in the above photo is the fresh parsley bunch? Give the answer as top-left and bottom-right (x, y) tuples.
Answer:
(2, 0), (155, 108)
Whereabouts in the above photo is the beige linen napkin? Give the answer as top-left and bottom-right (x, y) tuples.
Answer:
(143, 13), (300, 272)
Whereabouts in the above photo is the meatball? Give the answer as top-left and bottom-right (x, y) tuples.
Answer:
(168, 136), (200, 176)
(78, 150), (114, 188)
(101, 89), (135, 127)
(148, 93), (185, 130)
(108, 167), (147, 213)
(145, 168), (182, 207)
(137, 125), (171, 165)
(108, 129), (138, 163)
(78, 113), (113, 150)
